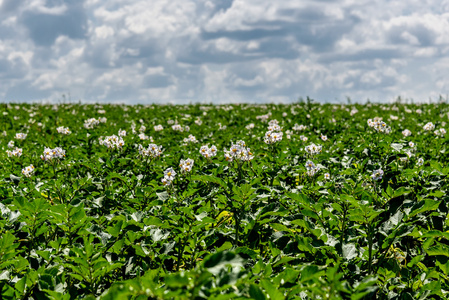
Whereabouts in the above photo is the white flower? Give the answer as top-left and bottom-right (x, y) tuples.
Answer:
(264, 130), (283, 144)
(434, 128), (446, 136)
(224, 151), (233, 162)
(423, 122), (435, 131)
(305, 161), (318, 176)
(6, 147), (22, 158)
(246, 123), (255, 130)
(139, 144), (163, 158)
(41, 147), (65, 161)
(194, 119), (202, 126)
(8, 141), (14, 148)
(320, 134), (328, 141)
(161, 177), (170, 186)
(118, 129), (127, 137)
(179, 158), (194, 173)
(154, 125), (164, 131)
(139, 125), (146, 133)
(200, 145), (217, 158)
(84, 118), (100, 129)
(299, 135), (308, 142)
(368, 118), (390, 133)
(371, 169), (384, 181)
(99, 135), (125, 149)
(324, 173), (330, 180)
(57, 126), (71, 135)
(408, 141), (415, 148)
(15, 133), (27, 140)
(22, 164), (35, 178)
(268, 123), (282, 132)
(293, 124), (306, 131)
(305, 143), (322, 156)
(172, 124), (183, 132)
(402, 129), (412, 137)
(225, 141), (253, 162)
(416, 157), (424, 166)
(183, 134), (197, 144)
(138, 133), (149, 140)
(164, 167), (176, 182)
(305, 160), (316, 170)
(99, 117), (107, 123)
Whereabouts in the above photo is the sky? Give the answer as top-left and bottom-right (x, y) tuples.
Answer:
(1, 0), (449, 104)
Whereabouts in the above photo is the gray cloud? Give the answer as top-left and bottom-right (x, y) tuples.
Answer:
(0, 0), (448, 103)
(21, 2), (87, 46)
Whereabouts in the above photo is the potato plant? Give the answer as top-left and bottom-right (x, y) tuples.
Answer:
(1, 101), (449, 299)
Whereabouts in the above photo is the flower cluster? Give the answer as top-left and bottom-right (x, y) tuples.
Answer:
(138, 133), (153, 141)
(84, 118), (100, 129)
(245, 123), (255, 130)
(161, 167), (176, 186)
(154, 125), (164, 131)
(367, 118), (391, 133)
(15, 133), (27, 140)
(179, 158), (194, 174)
(292, 124), (307, 131)
(138, 144), (163, 158)
(56, 126), (71, 135)
(118, 129), (126, 137)
(268, 120), (282, 132)
(256, 113), (271, 122)
(200, 145), (217, 158)
(264, 130), (283, 144)
(224, 140), (254, 162)
(183, 134), (198, 144)
(7, 141), (14, 148)
(305, 143), (322, 156)
(402, 129), (411, 137)
(99, 135), (125, 149)
(434, 128), (446, 136)
(6, 147), (23, 158)
(423, 122), (435, 131)
(41, 147), (66, 161)
(172, 124), (189, 132)
(22, 164), (35, 178)
(305, 160), (319, 176)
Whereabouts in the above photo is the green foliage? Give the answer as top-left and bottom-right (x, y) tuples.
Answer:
(1, 102), (449, 298)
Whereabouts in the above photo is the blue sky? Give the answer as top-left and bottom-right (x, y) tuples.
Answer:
(1, 0), (449, 104)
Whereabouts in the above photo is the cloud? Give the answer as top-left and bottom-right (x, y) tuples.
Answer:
(0, 0), (448, 103)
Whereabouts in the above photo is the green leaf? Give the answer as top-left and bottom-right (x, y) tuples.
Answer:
(191, 175), (227, 189)
(261, 279), (284, 300)
(156, 191), (169, 201)
(425, 242), (449, 257)
(408, 200), (441, 218)
(249, 284), (266, 300)
(203, 251), (243, 276)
